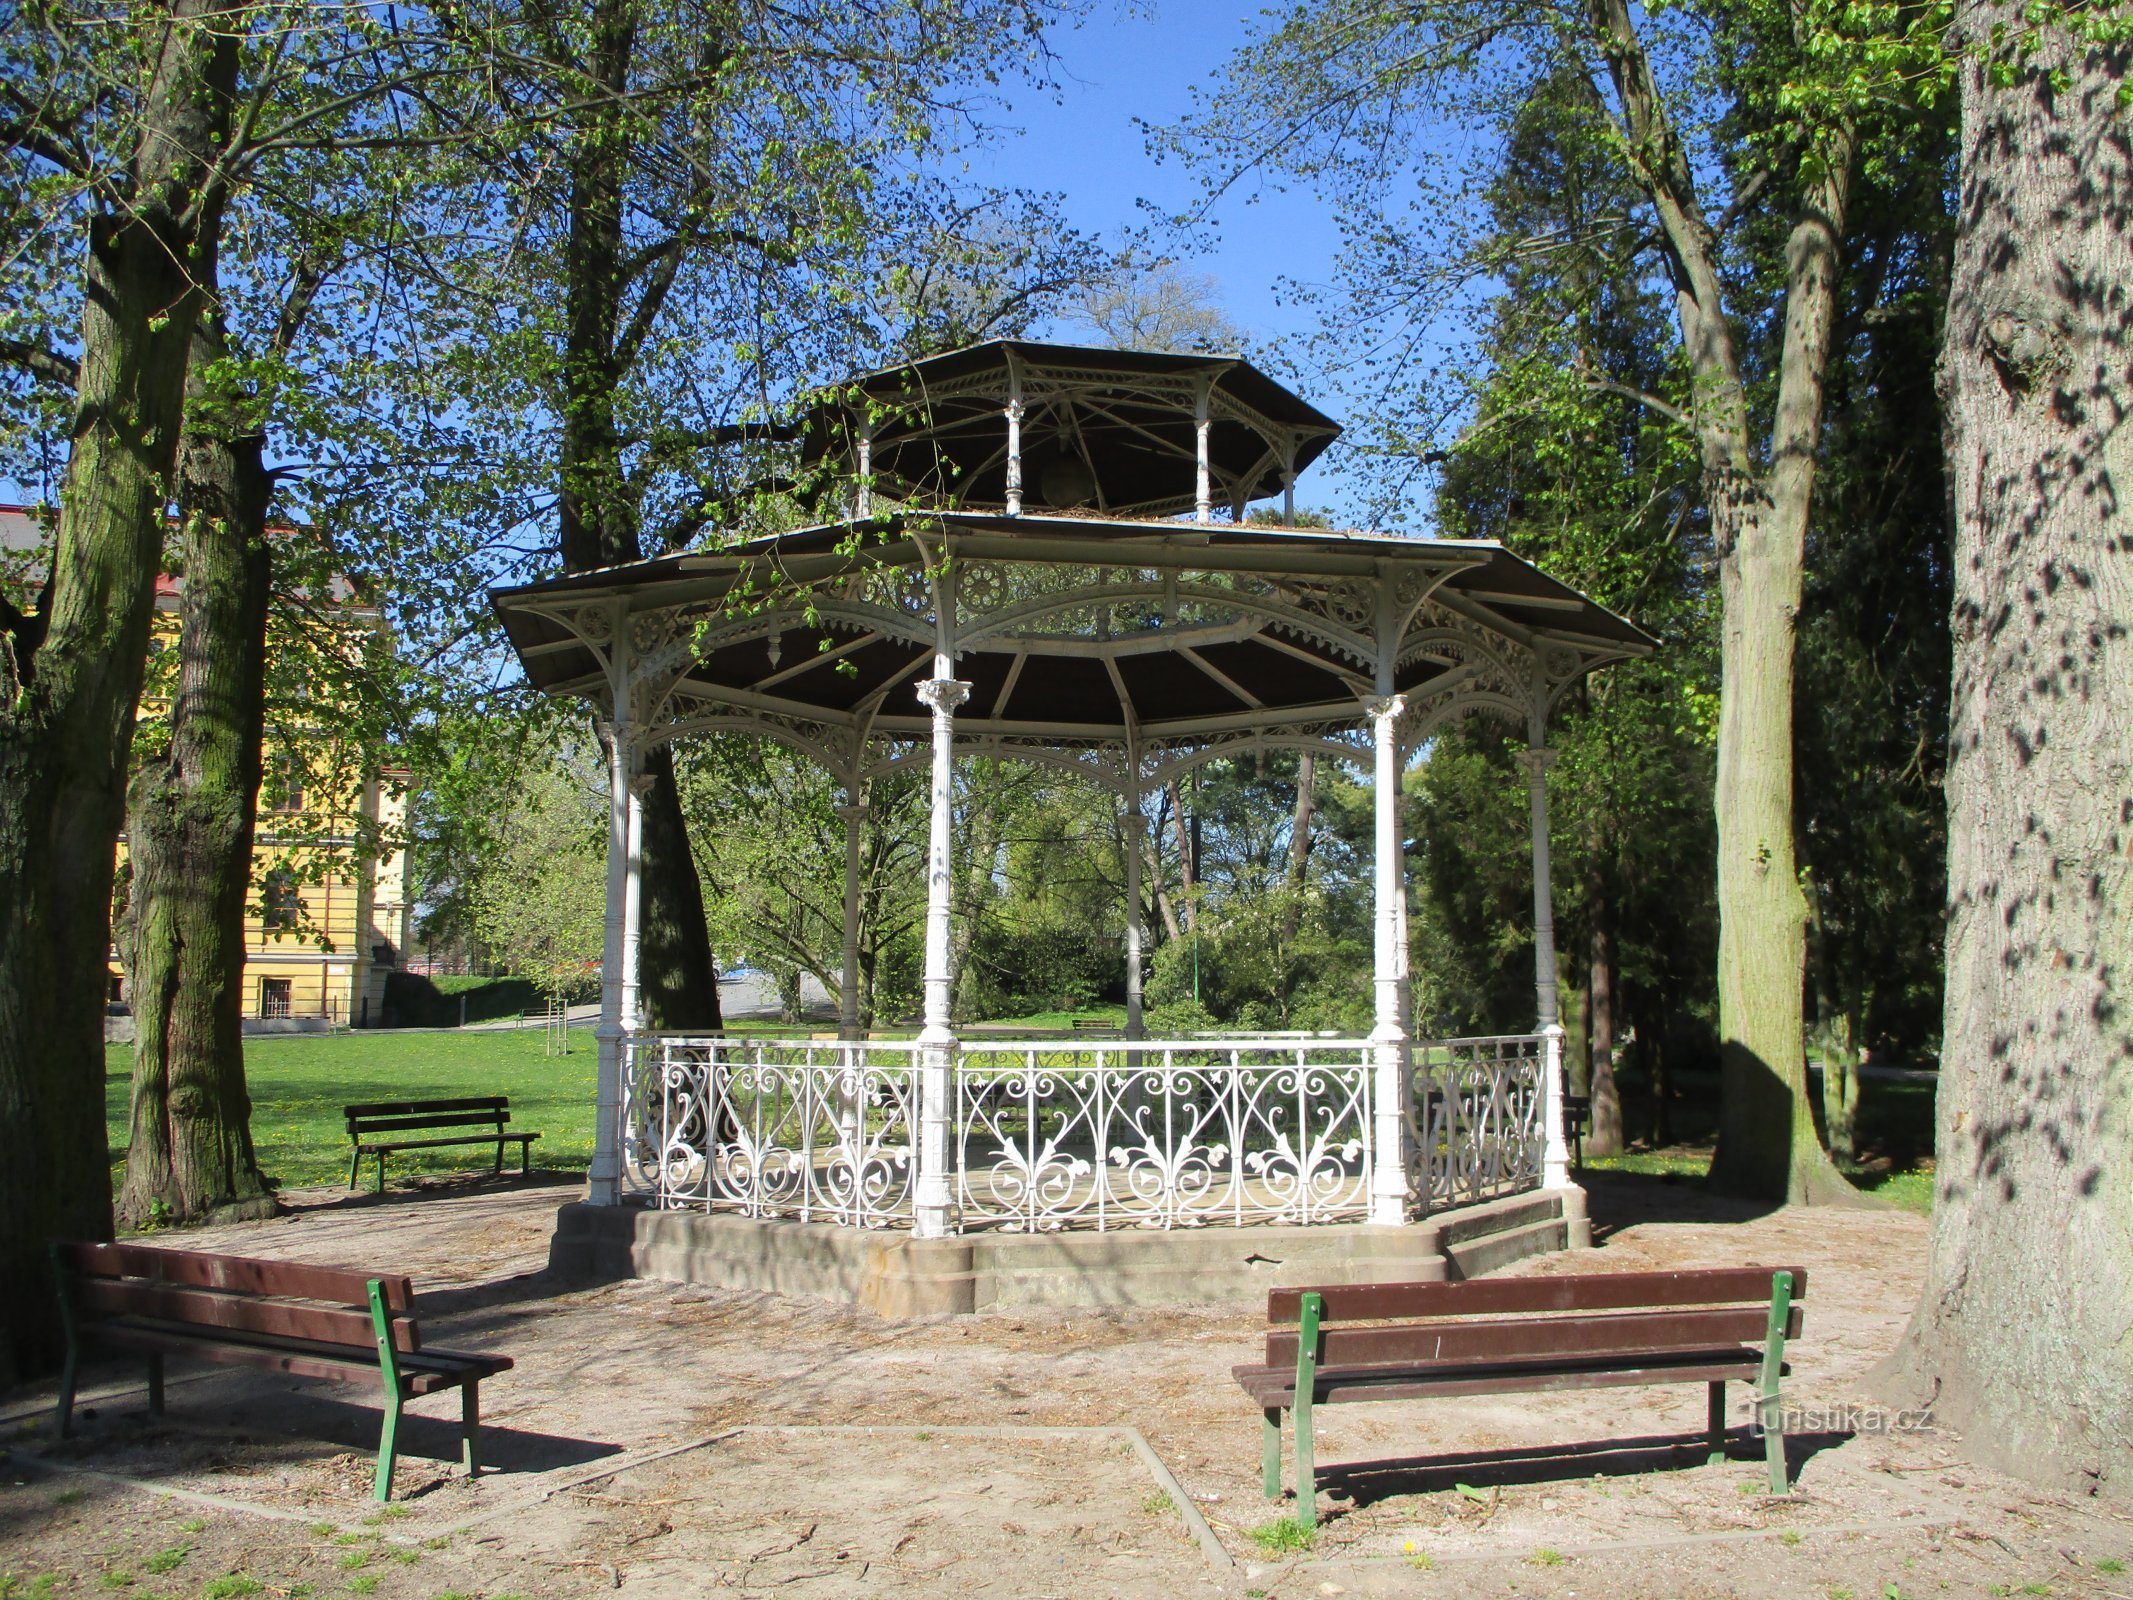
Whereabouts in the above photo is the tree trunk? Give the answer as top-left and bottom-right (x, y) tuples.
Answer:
(1167, 776), (1198, 934)
(1280, 752), (1316, 942)
(1585, 855), (1624, 1158)
(117, 297), (277, 1229)
(1148, 784), (1180, 940)
(1699, 136), (1862, 1207)
(1803, 868), (1862, 1161)
(552, 0), (722, 1032)
(1583, 0), (1856, 1205)
(1882, 12), (2133, 1494)
(0, 1), (241, 1380)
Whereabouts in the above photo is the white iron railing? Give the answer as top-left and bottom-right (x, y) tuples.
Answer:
(953, 1039), (1374, 1230)
(621, 1038), (923, 1226)
(1409, 1033), (1547, 1207)
(621, 1030), (1553, 1229)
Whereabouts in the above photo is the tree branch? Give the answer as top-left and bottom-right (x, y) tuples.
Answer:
(0, 337), (78, 388)
(1582, 372), (1689, 429)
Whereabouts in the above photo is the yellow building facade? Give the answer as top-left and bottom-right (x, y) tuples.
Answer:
(1, 504), (413, 1033)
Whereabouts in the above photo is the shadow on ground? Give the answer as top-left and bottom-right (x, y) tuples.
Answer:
(1316, 1426), (1853, 1510)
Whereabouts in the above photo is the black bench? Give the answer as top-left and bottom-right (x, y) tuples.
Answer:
(1235, 1266), (1803, 1525)
(345, 1096), (539, 1192)
(51, 1241), (512, 1501)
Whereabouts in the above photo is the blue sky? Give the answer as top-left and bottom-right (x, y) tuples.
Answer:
(958, 1), (1395, 520)
(971, 0), (1345, 335)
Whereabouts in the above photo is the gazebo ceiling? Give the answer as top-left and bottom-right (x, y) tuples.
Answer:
(797, 340), (1342, 518)
(491, 510), (1655, 746)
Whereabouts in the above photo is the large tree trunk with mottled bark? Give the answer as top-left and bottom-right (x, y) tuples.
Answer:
(0, 1), (242, 1380)
(1881, 11), (2133, 1494)
(116, 298), (277, 1230)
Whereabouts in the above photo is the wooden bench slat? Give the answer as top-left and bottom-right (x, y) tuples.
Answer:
(344, 1097), (508, 1118)
(1237, 1353), (1774, 1406)
(356, 1133), (538, 1153)
(88, 1319), (506, 1394)
(73, 1277), (420, 1352)
(1266, 1267), (1807, 1324)
(1265, 1305), (1800, 1369)
(349, 1112), (510, 1135)
(59, 1241), (413, 1313)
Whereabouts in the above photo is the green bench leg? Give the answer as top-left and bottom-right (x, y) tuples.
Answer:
(1293, 1292), (1321, 1527)
(1262, 1408), (1281, 1499)
(1760, 1270), (1794, 1493)
(348, 1146), (363, 1190)
(1707, 1380), (1725, 1464)
(373, 1385), (402, 1502)
(461, 1381), (481, 1477)
(376, 1151), (388, 1195)
(521, 1140), (531, 1178)
(369, 1279), (404, 1502)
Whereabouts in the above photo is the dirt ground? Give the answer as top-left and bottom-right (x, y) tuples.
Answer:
(4, 1171), (2129, 1599)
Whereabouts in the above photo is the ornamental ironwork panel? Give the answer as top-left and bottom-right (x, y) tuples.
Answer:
(1408, 1034), (1546, 1207)
(952, 1039), (1375, 1230)
(621, 1037), (920, 1226)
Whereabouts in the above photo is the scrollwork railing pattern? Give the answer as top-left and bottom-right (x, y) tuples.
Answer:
(1407, 1034), (1546, 1207)
(952, 1039), (1375, 1230)
(621, 1037), (921, 1225)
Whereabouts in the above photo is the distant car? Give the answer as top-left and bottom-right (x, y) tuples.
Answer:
(719, 965), (764, 981)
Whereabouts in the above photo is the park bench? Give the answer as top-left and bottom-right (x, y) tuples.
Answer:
(1069, 1018), (1120, 1034)
(1564, 1093), (1592, 1169)
(345, 1096), (539, 1192)
(1236, 1266), (1804, 1524)
(50, 1241), (512, 1502)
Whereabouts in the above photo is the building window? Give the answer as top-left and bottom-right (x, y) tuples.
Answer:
(262, 869), (303, 933)
(271, 755), (306, 813)
(260, 977), (292, 1019)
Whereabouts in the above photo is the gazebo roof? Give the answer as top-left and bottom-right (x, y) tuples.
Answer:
(796, 340), (1343, 517)
(491, 509), (1654, 750)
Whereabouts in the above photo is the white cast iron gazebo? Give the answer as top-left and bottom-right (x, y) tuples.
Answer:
(493, 341), (1653, 1248)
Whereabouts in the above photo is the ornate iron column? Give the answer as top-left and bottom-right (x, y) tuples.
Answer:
(1519, 741), (1572, 1192)
(591, 601), (637, 1207)
(1365, 690), (1410, 1226)
(914, 547), (969, 1238)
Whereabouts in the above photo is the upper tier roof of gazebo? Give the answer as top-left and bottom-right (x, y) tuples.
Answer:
(795, 339), (1342, 518)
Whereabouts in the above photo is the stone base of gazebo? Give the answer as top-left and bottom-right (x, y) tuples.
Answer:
(548, 1186), (1588, 1316)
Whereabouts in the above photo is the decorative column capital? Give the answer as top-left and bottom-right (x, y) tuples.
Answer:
(1360, 692), (1407, 725)
(835, 802), (871, 825)
(1516, 747), (1558, 778)
(1121, 810), (1148, 839)
(916, 677), (971, 714)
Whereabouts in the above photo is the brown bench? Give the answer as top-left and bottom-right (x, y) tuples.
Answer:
(51, 1241), (512, 1502)
(1235, 1266), (1803, 1525)
(345, 1096), (539, 1192)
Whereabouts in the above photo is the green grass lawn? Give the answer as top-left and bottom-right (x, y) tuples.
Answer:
(106, 1029), (599, 1193)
